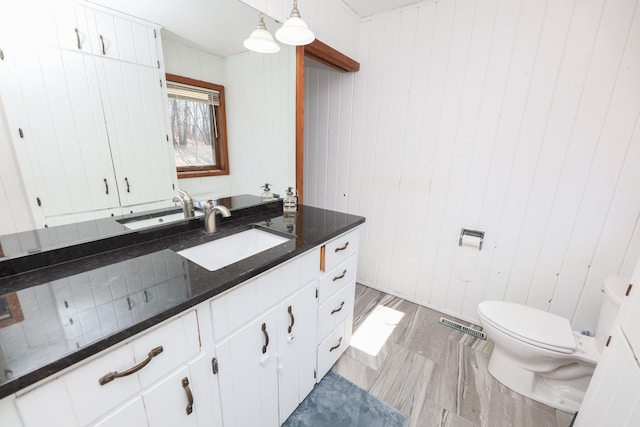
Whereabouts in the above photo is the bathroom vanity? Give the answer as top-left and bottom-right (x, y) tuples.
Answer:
(0, 196), (364, 426)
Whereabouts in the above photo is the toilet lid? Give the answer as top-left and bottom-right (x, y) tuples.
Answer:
(478, 301), (576, 353)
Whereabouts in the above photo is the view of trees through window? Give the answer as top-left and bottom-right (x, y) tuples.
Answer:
(165, 74), (229, 178)
(168, 97), (216, 167)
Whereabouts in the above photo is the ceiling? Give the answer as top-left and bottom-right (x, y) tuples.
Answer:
(87, 0), (422, 57)
(341, 0), (425, 17)
(88, 0), (269, 57)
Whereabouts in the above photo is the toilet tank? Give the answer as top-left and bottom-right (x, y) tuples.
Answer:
(595, 276), (629, 349)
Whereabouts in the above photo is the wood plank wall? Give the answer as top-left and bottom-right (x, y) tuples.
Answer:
(304, 0), (640, 330)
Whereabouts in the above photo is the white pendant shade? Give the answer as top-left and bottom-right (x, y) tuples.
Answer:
(275, 1), (315, 46)
(244, 15), (280, 53)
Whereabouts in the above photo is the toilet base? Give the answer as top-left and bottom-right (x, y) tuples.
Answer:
(487, 346), (593, 413)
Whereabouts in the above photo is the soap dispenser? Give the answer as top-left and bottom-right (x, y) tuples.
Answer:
(261, 183), (274, 201)
(283, 187), (297, 213)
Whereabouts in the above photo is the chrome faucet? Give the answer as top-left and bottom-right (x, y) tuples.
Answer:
(204, 200), (231, 234)
(173, 189), (195, 218)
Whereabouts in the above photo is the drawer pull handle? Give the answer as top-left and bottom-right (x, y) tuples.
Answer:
(99, 34), (106, 55)
(74, 28), (81, 49)
(125, 177), (131, 193)
(103, 178), (109, 195)
(329, 337), (343, 352)
(99, 346), (163, 385)
(334, 242), (349, 253)
(261, 322), (270, 354)
(333, 269), (347, 281)
(287, 305), (295, 333)
(182, 377), (194, 415)
(331, 301), (345, 315)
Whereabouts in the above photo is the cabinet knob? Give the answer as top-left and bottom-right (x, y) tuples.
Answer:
(329, 337), (343, 352)
(182, 377), (194, 415)
(74, 28), (81, 49)
(333, 269), (347, 282)
(287, 305), (295, 333)
(335, 242), (349, 252)
(99, 34), (106, 55)
(98, 346), (163, 385)
(261, 322), (270, 354)
(331, 301), (345, 315)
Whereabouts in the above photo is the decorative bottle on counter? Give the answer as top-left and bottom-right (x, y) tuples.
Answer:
(283, 187), (297, 213)
(261, 183), (274, 201)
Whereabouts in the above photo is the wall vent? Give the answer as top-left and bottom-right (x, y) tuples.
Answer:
(439, 317), (487, 340)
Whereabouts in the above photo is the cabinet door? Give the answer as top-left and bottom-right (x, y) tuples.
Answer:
(123, 347), (221, 427)
(94, 397), (147, 427)
(216, 308), (279, 427)
(5, 44), (119, 218)
(95, 57), (175, 207)
(278, 283), (318, 424)
(15, 378), (78, 427)
(574, 327), (640, 426)
(143, 365), (197, 427)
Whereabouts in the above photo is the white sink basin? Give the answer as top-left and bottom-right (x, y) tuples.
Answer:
(121, 211), (202, 230)
(177, 228), (290, 271)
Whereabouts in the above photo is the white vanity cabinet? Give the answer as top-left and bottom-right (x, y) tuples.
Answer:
(574, 276), (640, 426)
(0, 226), (362, 427)
(12, 309), (222, 427)
(316, 229), (359, 380)
(0, 0), (176, 228)
(210, 249), (320, 427)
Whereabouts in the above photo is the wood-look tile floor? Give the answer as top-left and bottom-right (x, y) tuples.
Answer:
(331, 284), (576, 427)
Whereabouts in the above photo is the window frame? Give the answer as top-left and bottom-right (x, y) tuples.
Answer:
(166, 73), (230, 179)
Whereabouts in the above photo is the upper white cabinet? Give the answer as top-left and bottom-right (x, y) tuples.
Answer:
(0, 0), (176, 227)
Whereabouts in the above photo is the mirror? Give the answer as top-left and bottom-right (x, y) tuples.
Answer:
(0, 0), (296, 251)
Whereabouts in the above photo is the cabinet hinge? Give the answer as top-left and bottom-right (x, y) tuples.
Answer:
(0, 49), (4, 60)
(18, 128), (24, 138)
(626, 284), (633, 296)
(36, 197), (42, 207)
(606, 335), (612, 347)
(212, 357), (219, 375)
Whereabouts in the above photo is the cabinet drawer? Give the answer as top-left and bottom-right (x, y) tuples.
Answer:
(318, 282), (355, 342)
(318, 255), (357, 304)
(316, 315), (353, 381)
(63, 310), (199, 425)
(131, 310), (200, 388)
(323, 229), (359, 272)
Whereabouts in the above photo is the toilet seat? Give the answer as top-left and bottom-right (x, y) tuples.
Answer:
(478, 301), (576, 354)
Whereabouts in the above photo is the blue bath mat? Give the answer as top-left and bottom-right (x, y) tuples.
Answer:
(283, 371), (409, 427)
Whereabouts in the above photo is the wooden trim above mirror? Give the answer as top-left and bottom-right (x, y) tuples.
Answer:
(304, 39), (360, 73)
(296, 41), (360, 205)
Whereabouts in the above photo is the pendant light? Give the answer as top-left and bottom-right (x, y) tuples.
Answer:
(244, 14), (280, 53)
(275, 0), (315, 46)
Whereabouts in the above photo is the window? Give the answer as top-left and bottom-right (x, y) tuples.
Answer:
(166, 74), (229, 178)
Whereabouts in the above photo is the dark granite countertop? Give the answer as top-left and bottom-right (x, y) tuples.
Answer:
(0, 197), (364, 399)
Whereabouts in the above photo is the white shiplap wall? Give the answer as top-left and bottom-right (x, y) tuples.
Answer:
(162, 40), (296, 199)
(304, 0), (640, 330)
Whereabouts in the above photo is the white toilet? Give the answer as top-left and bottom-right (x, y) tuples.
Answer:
(477, 276), (628, 413)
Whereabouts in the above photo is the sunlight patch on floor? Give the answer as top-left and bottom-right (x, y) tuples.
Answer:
(350, 305), (404, 357)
